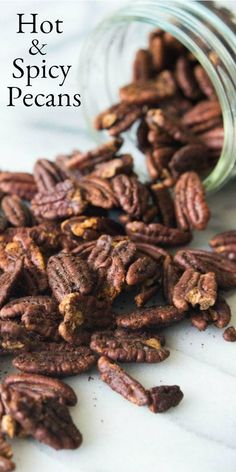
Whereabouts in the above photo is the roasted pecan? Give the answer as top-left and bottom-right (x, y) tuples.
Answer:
(190, 310), (212, 331)
(168, 144), (209, 178)
(13, 346), (96, 377)
(134, 279), (160, 307)
(0, 434), (15, 472)
(0, 320), (35, 355)
(0, 172), (37, 201)
(194, 65), (217, 99)
(163, 256), (182, 304)
(90, 330), (169, 363)
(90, 154), (133, 179)
(223, 326), (236, 342)
(116, 305), (185, 329)
(47, 253), (95, 302)
(209, 230), (236, 261)
(126, 256), (159, 286)
(112, 174), (150, 219)
(182, 100), (222, 134)
(0, 261), (23, 308)
(58, 293), (111, 343)
(150, 183), (176, 227)
(133, 49), (153, 82)
(174, 172), (210, 231)
(136, 119), (150, 152)
(145, 148), (175, 183)
(0, 385), (82, 450)
(65, 138), (123, 171)
(173, 269), (217, 312)
(175, 55), (201, 99)
(21, 306), (60, 340)
(0, 296), (57, 320)
(88, 235), (136, 271)
(3, 373), (77, 406)
(1, 195), (32, 227)
(174, 249), (236, 289)
(97, 356), (149, 406)
(61, 216), (122, 242)
(147, 385), (183, 413)
(80, 176), (117, 209)
(125, 221), (192, 246)
(28, 222), (62, 253)
(135, 242), (169, 260)
(119, 70), (176, 105)
(34, 159), (67, 192)
(146, 109), (199, 145)
(191, 295), (231, 331)
(31, 179), (87, 220)
(148, 29), (165, 71)
(0, 234), (48, 294)
(94, 103), (143, 135)
(198, 126), (224, 153)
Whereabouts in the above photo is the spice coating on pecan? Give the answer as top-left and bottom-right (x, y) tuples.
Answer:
(126, 221), (192, 246)
(1, 195), (32, 227)
(34, 159), (67, 192)
(173, 269), (217, 312)
(98, 356), (149, 406)
(223, 326), (236, 342)
(0, 262), (23, 308)
(116, 305), (185, 329)
(209, 230), (236, 261)
(0, 172), (37, 201)
(112, 174), (150, 219)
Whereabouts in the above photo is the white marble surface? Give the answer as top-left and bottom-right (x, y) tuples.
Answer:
(0, 2), (236, 472)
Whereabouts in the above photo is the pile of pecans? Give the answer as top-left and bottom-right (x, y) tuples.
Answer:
(0, 28), (235, 471)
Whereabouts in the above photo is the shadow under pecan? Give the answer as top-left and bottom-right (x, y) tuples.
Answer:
(13, 346), (96, 377)
(174, 171), (210, 231)
(1, 195), (33, 228)
(34, 158), (67, 193)
(125, 221), (192, 247)
(97, 356), (149, 406)
(61, 216), (123, 243)
(3, 373), (77, 406)
(47, 253), (95, 303)
(133, 48), (153, 82)
(90, 154), (134, 179)
(116, 305), (185, 330)
(65, 138), (123, 172)
(147, 385), (183, 413)
(174, 248), (236, 289)
(0, 385), (82, 450)
(94, 102), (144, 136)
(119, 70), (176, 105)
(31, 179), (87, 220)
(223, 326), (236, 342)
(209, 230), (236, 262)
(90, 330), (169, 363)
(173, 269), (217, 312)
(112, 174), (150, 219)
(80, 176), (118, 209)
(0, 172), (37, 201)
(0, 261), (23, 308)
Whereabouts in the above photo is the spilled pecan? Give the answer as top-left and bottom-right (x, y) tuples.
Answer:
(112, 174), (150, 219)
(0, 172), (37, 201)
(116, 305), (185, 329)
(119, 70), (176, 105)
(209, 230), (236, 261)
(1, 195), (32, 227)
(148, 385), (183, 413)
(173, 269), (217, 312)
(223, 326), (236, 342)
(61, 216), (122, 242)
(33, 159), (67, 192)
(125, 221), (192, 246)
(80, 176), (117, 209)
(65, 138), (123, 171)
(94, 103), (143, 135)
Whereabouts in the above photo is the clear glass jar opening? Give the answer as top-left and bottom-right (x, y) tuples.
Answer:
(79, 0), (236, 193)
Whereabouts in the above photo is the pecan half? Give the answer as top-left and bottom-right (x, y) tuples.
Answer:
(61, 216), (122, 242)
(174, 249), (236, 289)
(112, 174), (150, 219)
(65, 138), (123, 171)
(174, 172), (210, 231)
(0, 386), (82, 450)
(34, 159), (67, 192)
(13, 346), (96, 377)
(80, 176), (117, 209)
(31, 179), (87, 220)
(3, 373), (77, 406)
(147, 385), (183, 413)
(209, 230), (236, 261)
(21, 306), (60, 340)
(194, 65), (217, 99)
(182, 100), (222, 133)
(90, 331), (169, 363)
(148, 30), (165, 71)
(0, 261), (23, 308)
(0, 296), (57, 320)
(125, 221), (192, 246)
(168, 144), (209, 178)
(126, 256), (159, 286)
(1, 195), (32, 227)
(47, 253), (95, 302)
(133, 49), (153, 82)
(0, 172), (37, 201)
(175, 55), (201, 99)
(119, 70), (176, 105)
(146, 109), (199, 145)
(150, 183), (176, 227)
(97, 356), (149, 406)
(90, 154), (133, 179)
(223, 326), (236, 342)
(173, 269), (217, 312)
(94, 103), (143, 135)
(116, 305), (185, 329)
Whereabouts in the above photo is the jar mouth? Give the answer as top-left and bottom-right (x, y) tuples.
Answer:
(79, 0), (236, 193)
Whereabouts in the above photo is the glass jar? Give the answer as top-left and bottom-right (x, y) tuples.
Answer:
(79, 0), (236, 193)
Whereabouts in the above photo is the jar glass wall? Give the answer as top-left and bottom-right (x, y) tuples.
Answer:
(79, 0), (236, 193)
